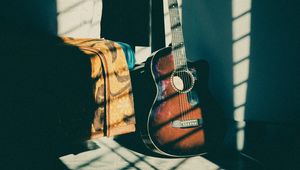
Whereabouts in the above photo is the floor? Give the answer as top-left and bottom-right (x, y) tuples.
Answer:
(59, 136), (263, 170)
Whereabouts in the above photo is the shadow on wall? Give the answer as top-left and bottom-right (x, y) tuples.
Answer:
(0, 0), (57, 34)
(247, 0), (300, 122)
(183, 0), (300, 122)
(182, 0), (300, 167)
(101, 0), (150, 46)
(0, 1), (97, 170)
(182, 0), (234, 119)
(0, 0), (102, 37)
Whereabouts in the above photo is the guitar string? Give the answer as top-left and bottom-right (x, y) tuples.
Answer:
(169, 0), (192, 121)
(178, 51), (185, 121)
(175, 49), (185, 121)
(174, 48), (183, 121)
(179, 50), (187, 121)
(169, 0), (182, 121)
(177, 47), (186, 121)
(182, 51), (189, 121)
(178, 3), (189, 121)
(181, 48), (188, 121)
(176, 48), (185, 121)
(176, 4), (186, 121)
(171, 0), (186, 121)
(183, 48), (191, 121)
(175, 3), (189, 121)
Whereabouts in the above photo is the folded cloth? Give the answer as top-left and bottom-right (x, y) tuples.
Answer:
(63, 37), (135, 138)
(116, 42), (136, 70)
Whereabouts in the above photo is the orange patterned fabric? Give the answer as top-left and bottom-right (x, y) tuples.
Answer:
(63, 37), (135, 138)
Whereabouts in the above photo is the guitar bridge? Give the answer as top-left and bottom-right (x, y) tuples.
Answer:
(172, 119), (203, 128)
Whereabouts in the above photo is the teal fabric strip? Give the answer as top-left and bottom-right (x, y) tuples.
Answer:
(117, 42), (136, 70)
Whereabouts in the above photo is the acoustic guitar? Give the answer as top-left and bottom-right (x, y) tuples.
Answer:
(137, 0), (210, 157)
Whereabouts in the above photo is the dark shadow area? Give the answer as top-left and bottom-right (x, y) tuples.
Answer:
(183, 0), (300, 168)
(0, 0), (58, 35)
(246, 0), (300, 122)
(243, 0), (300, 168)
(0, 1), (96, 169)
(203, 147), (264, 170)
(101, 0), (150, 46)
(242, 121), (300, 169)
(115, 58), (169, 157)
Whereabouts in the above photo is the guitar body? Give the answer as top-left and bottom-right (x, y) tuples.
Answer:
(140, 47), (208, 157)
(135, 0), (225, 157)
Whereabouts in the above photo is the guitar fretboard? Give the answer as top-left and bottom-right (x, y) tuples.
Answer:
(168, 0), (187, 69)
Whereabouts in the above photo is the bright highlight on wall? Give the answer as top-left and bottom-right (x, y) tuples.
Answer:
(232, 0), (252, 151)
(56, 0), (102, 38)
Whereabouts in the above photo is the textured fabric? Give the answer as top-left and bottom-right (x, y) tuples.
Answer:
(63, 37), (136, 138)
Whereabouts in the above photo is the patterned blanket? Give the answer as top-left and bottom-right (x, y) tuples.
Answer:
(63, 37), (135, 138)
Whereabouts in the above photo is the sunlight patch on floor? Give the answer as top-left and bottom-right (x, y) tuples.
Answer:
(60, 137), (220, 170)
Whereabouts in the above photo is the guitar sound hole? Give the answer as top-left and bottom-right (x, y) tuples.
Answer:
(171, 70), (195, 93)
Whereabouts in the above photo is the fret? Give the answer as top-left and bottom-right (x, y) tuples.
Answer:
(172, 42), (184, 50)
(169, 8), (180, 23)
(173, 47), (187, 68)
(168, 2), (178, 9)
(168, 0), (187, 69)
(171, 22), (181, 30)
(171, 29), (183, 43)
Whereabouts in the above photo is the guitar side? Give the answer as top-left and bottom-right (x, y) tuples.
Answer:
(140, 47), (208, 157)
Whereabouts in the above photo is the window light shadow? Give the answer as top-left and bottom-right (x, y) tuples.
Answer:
(232, 0), (252, 151)
(56, 0), (102, 38)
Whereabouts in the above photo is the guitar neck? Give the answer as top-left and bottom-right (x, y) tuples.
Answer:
(168, 0), (187, 69)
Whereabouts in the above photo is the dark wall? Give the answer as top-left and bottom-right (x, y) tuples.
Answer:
(183, 0), (300, 123)
(101, 0), (150, 46)
(182, 0), (233, 119)
(0, 0), (57, 34)
(0, 1), (92, 169)
(247, 0), (300, 122)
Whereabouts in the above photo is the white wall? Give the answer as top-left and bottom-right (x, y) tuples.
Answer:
(57, 0), (102, 38)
